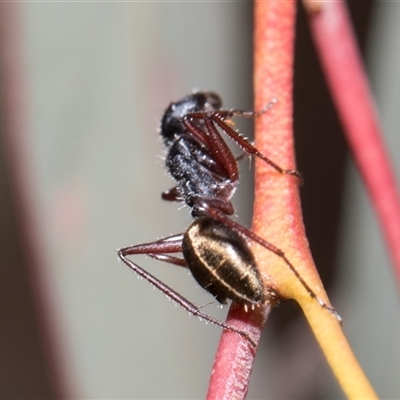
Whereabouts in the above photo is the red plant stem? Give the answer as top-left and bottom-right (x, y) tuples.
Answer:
(306, 0), (400, 284)
(206, 302), (274, 400)
(206, 2), (297, 399)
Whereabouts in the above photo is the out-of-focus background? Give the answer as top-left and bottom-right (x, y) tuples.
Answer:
(0, 2), (399, 399)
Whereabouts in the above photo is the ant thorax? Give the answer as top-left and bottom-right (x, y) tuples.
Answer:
(165, 135), (237, 215)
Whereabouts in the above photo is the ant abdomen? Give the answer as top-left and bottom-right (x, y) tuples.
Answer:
(182, 217), (265, 306)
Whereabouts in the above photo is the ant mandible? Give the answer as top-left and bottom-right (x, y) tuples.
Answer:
(118, 91), (341, 347)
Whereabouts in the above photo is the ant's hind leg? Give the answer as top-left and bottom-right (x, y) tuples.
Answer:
(203, 206), (342, 324)
(119, 234), (184, 259)
(118, 236), (258, 347)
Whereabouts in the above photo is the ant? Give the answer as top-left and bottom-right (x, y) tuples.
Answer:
(118, 91), (341, 347)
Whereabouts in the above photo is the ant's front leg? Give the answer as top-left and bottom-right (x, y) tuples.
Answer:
(217, 98), (278, 120)
(118, 235), (258, 347)
(211, 114), (303, 185)
(184, 104), (303, 185)
(181, 115), (240, 183)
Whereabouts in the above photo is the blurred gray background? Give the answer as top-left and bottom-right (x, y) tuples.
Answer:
(0, 2), (399, 399)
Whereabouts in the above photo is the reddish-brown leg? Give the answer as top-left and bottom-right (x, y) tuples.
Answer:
(118, 234), (257, 346)
(199, 204), (342, 323)
(184, 102), (303, 184)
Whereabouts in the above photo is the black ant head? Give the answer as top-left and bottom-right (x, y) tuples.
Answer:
(160, 91), (222, 145)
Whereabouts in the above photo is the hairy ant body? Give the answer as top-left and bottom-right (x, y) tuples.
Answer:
(118, 91), (340, 346)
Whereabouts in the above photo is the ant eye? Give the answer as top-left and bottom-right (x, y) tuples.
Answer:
(204, 91), (222, 110)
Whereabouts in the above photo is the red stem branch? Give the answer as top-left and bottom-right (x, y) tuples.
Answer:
(306, 0), (400, 284)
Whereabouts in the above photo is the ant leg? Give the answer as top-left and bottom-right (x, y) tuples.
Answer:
(118, 236), (258, 346)
(211, 115), (303, 185)
(162, 186), (183, 202)
(203, 206), (343, 324)
(182, 116), (239, 182)
(215, 98), (278, 119)
(119, 234), (184, 264)
(184, 109), (303, 185)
